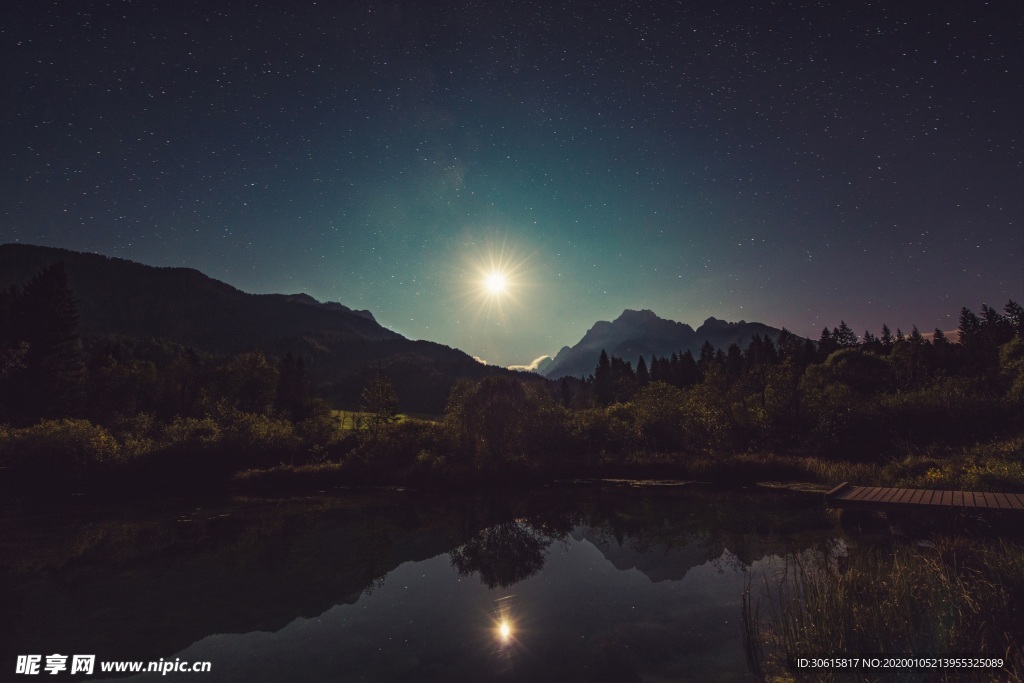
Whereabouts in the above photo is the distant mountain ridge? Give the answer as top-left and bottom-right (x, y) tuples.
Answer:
(267, 293), (377, 322)
(0, 244), (396, 352)
(542, 308), (789, 379)
(0, 244), (503, 412)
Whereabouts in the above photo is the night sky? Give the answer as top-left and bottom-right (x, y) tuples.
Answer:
(3, 1), (1021, 368)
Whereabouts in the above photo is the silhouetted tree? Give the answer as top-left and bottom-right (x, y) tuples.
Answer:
(276, 352), (311, 420)
(880, 324), (894, 351)
(635, 355), (650, 385)
(594, 349), (613, 405)
(609, 355), (636, 402)
(818, 327), (837, 358)
(725, 343), (744, 379)
(957, 307), (981, 347)
(1005, 300), (1024, 338)
(444, 375), (535, 468)
(834, 321), (858, 347)
(699, 340), (717, 373)
(558, 376), (573, 407)
(2, 262), (86, 421)
(361, 365), (399, 436)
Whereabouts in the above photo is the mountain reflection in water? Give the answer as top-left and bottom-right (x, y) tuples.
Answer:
(1, 485), (837, 681)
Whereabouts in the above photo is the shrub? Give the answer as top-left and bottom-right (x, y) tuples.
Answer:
(0, 419), (120, 493)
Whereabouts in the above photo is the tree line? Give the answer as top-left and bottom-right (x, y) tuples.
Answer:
(1, 261), (1022, 494)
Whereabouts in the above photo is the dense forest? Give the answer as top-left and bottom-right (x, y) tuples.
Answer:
(1, 261), (1022, 496)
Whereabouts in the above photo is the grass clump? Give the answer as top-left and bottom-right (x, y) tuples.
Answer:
(883, 437), (1024, 492)
(745, 537), (1024, 682)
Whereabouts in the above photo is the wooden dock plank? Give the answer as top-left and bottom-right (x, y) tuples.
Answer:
(884, 488), (904, 504)
(876, 488), (900, 504)
(825, 484), (1024, 513)
(868, 489), (892, 505)
(887, 488), (905, 504)
(862, 487), (889, 503)
(875, 487), (899, 502)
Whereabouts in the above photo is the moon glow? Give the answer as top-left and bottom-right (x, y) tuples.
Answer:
(486, 272), (507, 294)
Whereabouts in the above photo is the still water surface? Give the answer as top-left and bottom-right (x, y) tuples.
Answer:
(2, 484), (844, 681)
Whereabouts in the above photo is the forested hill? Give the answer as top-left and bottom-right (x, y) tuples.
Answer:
(0, 244), (398, 351)
(0, 243), (503, 412)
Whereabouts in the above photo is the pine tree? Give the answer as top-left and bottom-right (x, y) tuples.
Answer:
(1004, 300), (1024, 338)
(957, 307), (981, 347)
(726, 343), (744, 379)
(649, 356), (666, 383)
(979, 304), (1013, 344)
(6, 262), (86, 421)
(818, 327), (838, 358)
(880, 324), (894, 351)
(835, 321), (858, 347)
(698, 340), (716, 373)
(678, 350), (699, 387)
(636, 355), (650, 385)
(594, 350), (613, 405)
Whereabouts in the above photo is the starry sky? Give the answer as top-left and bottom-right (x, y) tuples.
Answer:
(2, 0), (1021, 367)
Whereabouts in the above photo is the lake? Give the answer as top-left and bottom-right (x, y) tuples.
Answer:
(2, 484), (846, 681)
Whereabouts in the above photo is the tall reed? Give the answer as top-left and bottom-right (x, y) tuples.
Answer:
(744, 538), (1024, 682)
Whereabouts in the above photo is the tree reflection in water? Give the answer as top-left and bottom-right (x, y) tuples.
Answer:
(449, 519), (564, 589)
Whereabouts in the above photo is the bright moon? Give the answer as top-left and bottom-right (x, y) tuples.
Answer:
(499, 621), (512, 640)
(486, 272), (506, 294)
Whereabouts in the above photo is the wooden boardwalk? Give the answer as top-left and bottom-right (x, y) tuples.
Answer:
(826, 482), (1024, 513)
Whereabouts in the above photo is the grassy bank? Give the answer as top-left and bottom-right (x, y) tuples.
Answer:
(744, 537), (1024, 682)
(2, 407), (1023, 498)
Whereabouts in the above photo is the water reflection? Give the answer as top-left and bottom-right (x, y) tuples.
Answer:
(2, 486), (840, 681)
(450, 520), (562, 588)
(493, 595), (516, 646)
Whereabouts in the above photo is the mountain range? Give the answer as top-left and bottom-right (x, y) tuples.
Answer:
(0, 244), (502, 413)
(541, 308), (788, 379)
(2, 244), (797, 407)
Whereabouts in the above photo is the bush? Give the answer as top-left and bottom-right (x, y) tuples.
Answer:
(220, 410), (299, 468)
(351, 418), (447, 481)
(0, 419), (120, 493)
